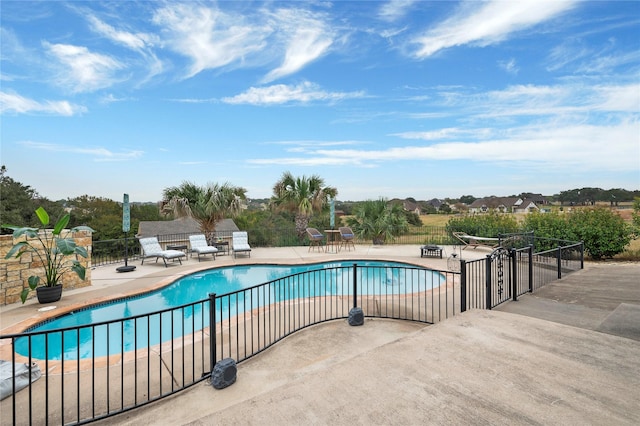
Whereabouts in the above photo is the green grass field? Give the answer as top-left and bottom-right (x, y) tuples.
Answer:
(419, 215), (454, 227)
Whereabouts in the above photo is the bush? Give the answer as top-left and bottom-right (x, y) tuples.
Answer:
(445, 212), (519, 238)
(565, 207), (632, 260)
(522, 211), (571, 251)
(346, 199), (409, 244)
(632, 197), (640, 237)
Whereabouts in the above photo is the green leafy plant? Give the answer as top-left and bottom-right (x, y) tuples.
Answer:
(346, 198), (409, 244)
(3, 206), (94, 303)
(565, 207), (632, 260)
(445, 211), (519, 238)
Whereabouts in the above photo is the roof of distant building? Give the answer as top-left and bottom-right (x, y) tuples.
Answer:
(137, 217), (239, 238)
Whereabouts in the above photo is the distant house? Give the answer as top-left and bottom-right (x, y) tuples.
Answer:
(527, 193), (550, 206)
(468, 197), (539, 214)
(402, 199), (422, 215)
(426, 198), (443, 211)
(513, 199), (540, 213)
(137, 217), (240, 246)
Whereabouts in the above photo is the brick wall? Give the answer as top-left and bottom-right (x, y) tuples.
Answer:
(0, 232), (92, 305)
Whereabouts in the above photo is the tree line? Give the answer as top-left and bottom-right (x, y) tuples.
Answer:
(2, 166), (639, 259)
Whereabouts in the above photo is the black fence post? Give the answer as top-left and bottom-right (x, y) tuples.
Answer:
(528, 245), (533, 293)
(460, 260), (467, 313)
(580, 242), (584, 269)
(511, 249), (517, 302)
(208, 293), (217, 373)
(557, 246), (562, 279)
(485, 255), (492, 310)
(352, 263), (358, 309)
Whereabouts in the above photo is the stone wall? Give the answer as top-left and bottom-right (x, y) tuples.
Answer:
(0, 232), (92, 305)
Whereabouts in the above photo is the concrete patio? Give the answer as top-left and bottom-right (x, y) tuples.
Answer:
(1, 245), (639, 425)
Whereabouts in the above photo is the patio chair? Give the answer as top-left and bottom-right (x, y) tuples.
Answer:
(232, 231), (251, 258)
(139, 237), (186, 267)
(306, 228), (324, 252)
(339, 226), (355, 251)
(189, 234), (218, 261)
(452, 232), (500, 250)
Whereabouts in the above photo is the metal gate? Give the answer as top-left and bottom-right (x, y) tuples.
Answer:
(486, 247), (514, 308)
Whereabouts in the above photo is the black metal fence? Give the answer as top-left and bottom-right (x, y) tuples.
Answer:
(1, 239), (583, 425)
(90, 226), (462, 268)
(210, 264), (458, 367)
(0, 263), (458, 425)
(0, 298), (211, 425)
(460, 242), (584, 311)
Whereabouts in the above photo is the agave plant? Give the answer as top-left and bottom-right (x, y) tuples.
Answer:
(3, 207), (94, 303)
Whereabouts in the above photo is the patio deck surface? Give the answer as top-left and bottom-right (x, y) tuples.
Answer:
(1, 245), (639, 425)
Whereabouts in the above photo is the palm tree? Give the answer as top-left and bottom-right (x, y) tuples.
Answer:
(270, 172), (337, 238)
(346, 198), (409, 244)
(162, 181), (247, 240)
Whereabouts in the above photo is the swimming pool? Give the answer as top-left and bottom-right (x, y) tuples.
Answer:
(17, 261), (443, 360)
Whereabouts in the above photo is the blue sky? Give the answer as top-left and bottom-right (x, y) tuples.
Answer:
(1, 1), (639, 203)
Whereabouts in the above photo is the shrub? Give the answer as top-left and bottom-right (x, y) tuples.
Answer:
(632, 197), (640, 237)
(346, 199), (409, 244)
(566, 207), (632, 259)
(445, 212), (519, 238)
(522, 211), (571, 251)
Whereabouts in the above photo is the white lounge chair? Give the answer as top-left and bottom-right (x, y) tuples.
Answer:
(139, 237), (186, 266)
(189, 234), (218, 261)
(452, 232), (499, 250)
(232, 231), (251, 258)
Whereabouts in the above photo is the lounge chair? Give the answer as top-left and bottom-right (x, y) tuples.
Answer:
(338, 226), (355, 251)
(139, 237), (186, 266)
(232, 231), (251, 258)
(189, 234), (218, 261)
(306, 227), (324, 252)
(452, 232), (500, 250)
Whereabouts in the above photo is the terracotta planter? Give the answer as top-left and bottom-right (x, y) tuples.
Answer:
(36, 285), (63, 304)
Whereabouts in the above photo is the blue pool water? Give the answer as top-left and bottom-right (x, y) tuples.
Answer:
(17, 261), (443, 360)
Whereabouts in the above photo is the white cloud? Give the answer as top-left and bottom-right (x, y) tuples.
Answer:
(20, 141), (143, 161)
(413, 0), (578, 58)
(100, 94), (135, 104)
(592, 84), (640, 112)
(152, 3), (270, 78)
(378, 0), (416, 22)
(547, 38), (640, 74)
(575, 49), (640, 74)
(498, 58), (519, 75)
(153, 4), (335, 82)
(178, 161), (207, 165)
(248, 120), (639, 172)
(222, 81), (365, 105)
(248, 156), (358, 167)
(0, 91), (86, 116)
(262, 8), (334, 83)
(476, 83), (640, 118)
(85, 13), (164, 83)
(546, 39), (591, 71)
(44, 42), (123, 93)
(393, 128), (493, 140)
(86, 14), (157, 51)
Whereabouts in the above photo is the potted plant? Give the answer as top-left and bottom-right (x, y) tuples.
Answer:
(3, 207), (94, 304)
